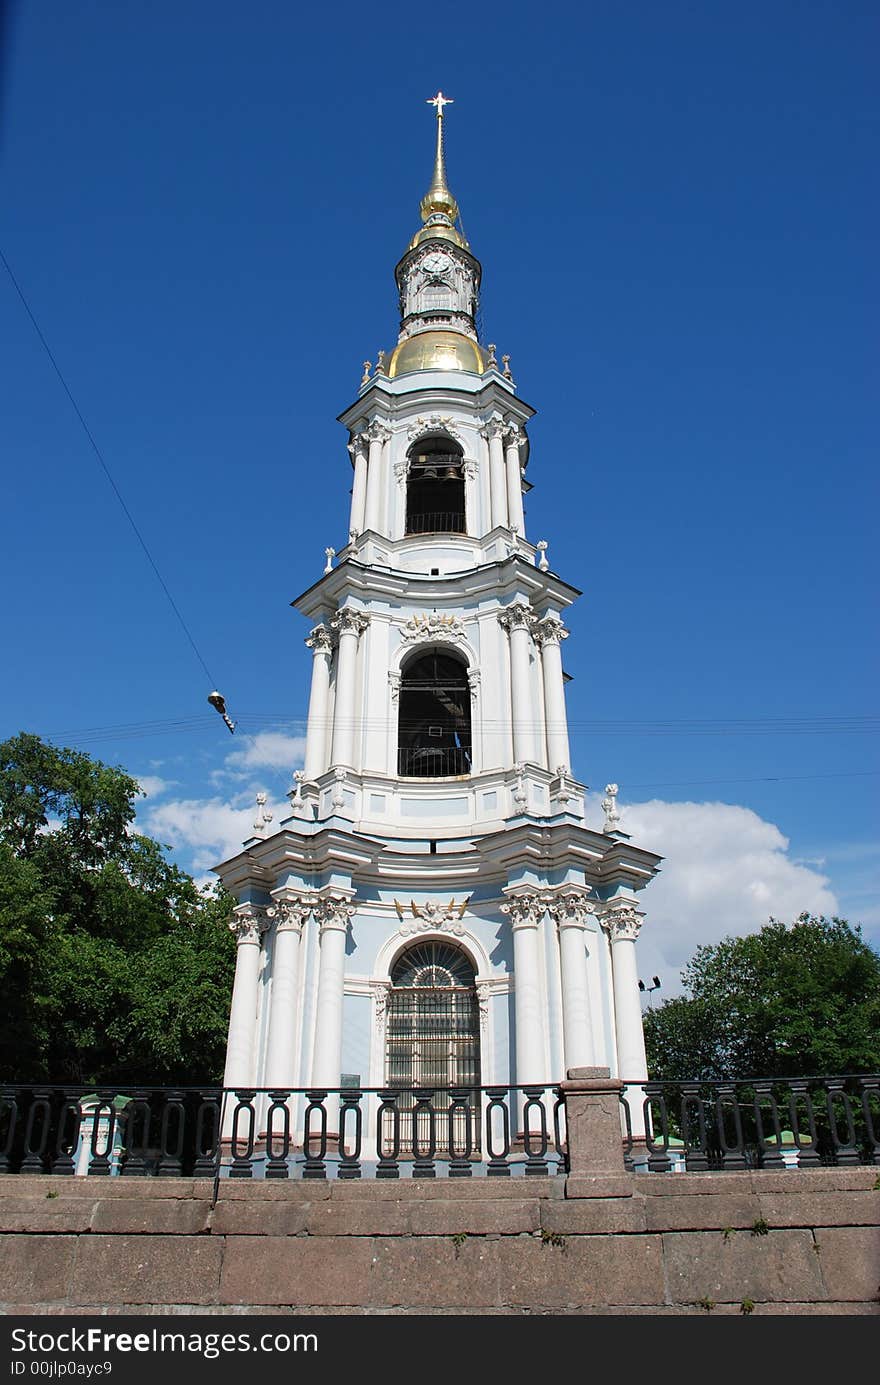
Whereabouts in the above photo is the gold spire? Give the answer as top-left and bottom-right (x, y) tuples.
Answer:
(420, 91), (460, 224)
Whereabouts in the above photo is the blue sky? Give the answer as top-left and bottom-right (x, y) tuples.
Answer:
(1, 3), (877, 985)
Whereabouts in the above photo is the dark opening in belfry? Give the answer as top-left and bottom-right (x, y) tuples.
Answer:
(405, 433), (465, 535)
(397, 648), (471, 777)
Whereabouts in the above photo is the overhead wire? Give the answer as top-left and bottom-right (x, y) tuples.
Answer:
(0, 246), (218, 689)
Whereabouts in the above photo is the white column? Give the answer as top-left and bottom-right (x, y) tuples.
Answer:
(499, 602), (536, 764)
(303, 624), (333, 781)
(549, 892), (595, 1071)
(347, 432), (368, 537)
(536, 614), (571, 774)
(603, 902), (649, 1140)
(330, 608), (368, 769)
(482, 415), (508, 530)
(501, 894), (545, 1086)
(363, 420), (389, 534)
(263, 898), (310, 1090)
(311, 896), (355, 1088)
(222, 905), (268, 1091)
(504, 425), (526, 537)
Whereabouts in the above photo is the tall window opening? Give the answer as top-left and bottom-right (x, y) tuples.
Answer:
(397, 649), (471, 777)
(385, 941), (481, 1155)
(405, 433), (466, 535)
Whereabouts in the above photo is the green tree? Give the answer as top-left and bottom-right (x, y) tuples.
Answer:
(0, 733), (236, 1085)
(644, 915), (880, 1080)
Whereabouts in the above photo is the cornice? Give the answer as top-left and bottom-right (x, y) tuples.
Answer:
(338, 379), (535, 430)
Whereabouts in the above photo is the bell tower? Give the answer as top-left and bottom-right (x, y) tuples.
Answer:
(216, 97), (662, 1127)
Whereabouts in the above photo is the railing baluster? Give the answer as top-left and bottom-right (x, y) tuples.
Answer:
(20, 1089), (52, 1174)
(265, 1092), (291, 1179)
(0, 1090), (19, 1174)
(754, 1081), (785, 1169)
(157, 1089), (185, 1177)
(338, 1089), (363, 1180)
(644, 1082), (672, 1172)
(825, 1078), (860, 1166)
(193, 1092), (221, 1178)
(681, 1083), (709, 1172)
(302, 1090), (328, 1180)
(447, 1088), (472, 1177)
(552, 1088), (568, 1175)
(119, 1091), (151, 1176)
(522, 1087), (549, 1176)
(714, 1082), (747, 1171)
(86, 1095), (116, 1176)
(859, 1077), (880, 1165)
(376, 1089), (400, 1179)
(51, 1096), (80, 1176)
(485, 1088), (511, 1177)
(412, 1089), (436, 1178)
(229, 1091), (256, 1179)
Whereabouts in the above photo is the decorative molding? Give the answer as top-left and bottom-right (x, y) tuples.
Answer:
(480, 413), (505, 442)
(347, 431), (368, 459)
(497, 601), (535, 634)
(388, 670), (401, 703)
(372, 981), (391, 1023)
(366, 419), (391, 444)
(305, 622), (334, 656)
(393, 458), (410, 485)
(229, 904), (270, 947)
(331, 767), (347, 810)
(500, 892), (542, 929)
(534, 612), (568, 647)
(461, 457), (477, 480)
(398, 611), (465, 645)
(511, 762), (528, 811)
(406, 414), (462, 445)
(504, 423), (522, 448)
(314, 895), (356, 935)
(393, 896), (470, 937)
(332, 607), (370, 639)
(545, 889), (597, 931)
(266, 894), (313, 934)
(599, 902), (643, 943)
(467, 669), (481, 700)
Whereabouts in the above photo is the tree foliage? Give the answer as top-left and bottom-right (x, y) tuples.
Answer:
(644, 914), (880, 1080)
(0, 733), (235, 1085)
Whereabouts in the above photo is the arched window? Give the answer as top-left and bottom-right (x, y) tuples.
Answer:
(385, 940), (481, 1155)
(405, 433), (466, 536)
(397, 649), (471, 778)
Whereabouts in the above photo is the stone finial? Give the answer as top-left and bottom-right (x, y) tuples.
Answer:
(376, 349), (387, 374)
(361, 360), (372, 386)
(324, 547), (336, 573)
(536, 539), (549, 572)
(501, 354), (513, 380)
(252, 792), (273, 837)
(487, 343), (498, 368)
(602, 783), (621, 834)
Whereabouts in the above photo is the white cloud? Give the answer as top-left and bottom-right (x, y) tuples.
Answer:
(597, 797), (839, 996)
(137, 775), (174, 799)
(221, 731), (307, 779)
(144, 794), (285, 874)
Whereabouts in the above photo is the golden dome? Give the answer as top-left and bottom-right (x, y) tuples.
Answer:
(388, 331), (486, 378)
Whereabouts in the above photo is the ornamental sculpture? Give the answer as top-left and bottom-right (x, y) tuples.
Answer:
(228, 904), (270, 947)
(599, 902), (643, 943)
(398, 611), (465, 644)
(394, 896), (470, 937)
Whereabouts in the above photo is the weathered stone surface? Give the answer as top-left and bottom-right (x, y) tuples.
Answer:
(749, 1168), (879, 1194)
(542, 1198), (647, 1234)
(492, 1235), (665, 1308)
(565, 1175), (634, 1199)
(90, 1198), (211, 1234)
(70, 1235), (223, 1306)
(644, 1193), (761, 1232)
(405, 1200), (540, 1236)
(328, 1176), (563, 1200)
(0, 1234), (75, 1304)
(561, 1074), (627, 1178)
(0, 1198), (94, 1233)
(633, 1172), (750, 1197)
(814, 1227), (880, 1302)
(219, 1236), (374, 1306)
(662, 1229), (826, 1304)
(215, 1179), (331, 1200)
(211, 1200), (311, 1236)
(757, 1191), (880, 1229)
(369, 1237), (498, 1309)
(2, 1176), (200, 1199)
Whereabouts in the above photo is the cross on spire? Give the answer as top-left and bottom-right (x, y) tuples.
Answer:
(427, 91), (454, 118)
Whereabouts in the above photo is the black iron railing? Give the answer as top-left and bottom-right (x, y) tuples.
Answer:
(397, 746), (470, 777)
(619, 1075), (880, 1171)
(0, 1085), (566, 1181)
(405, 512), (466, 535)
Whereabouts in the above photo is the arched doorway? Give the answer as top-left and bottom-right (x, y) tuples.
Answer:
(397, 648), (472, 777)
(405, 433), (466, 535)
(385, 940), (482, 1155)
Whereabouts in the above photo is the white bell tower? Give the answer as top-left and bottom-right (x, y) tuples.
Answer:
(216, 96), (661, 1115)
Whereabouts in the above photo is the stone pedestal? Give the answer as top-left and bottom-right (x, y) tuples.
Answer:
(560, 1065), (631, 1198)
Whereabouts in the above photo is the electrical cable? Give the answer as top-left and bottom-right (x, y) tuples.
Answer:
(0, 246), (217, 688)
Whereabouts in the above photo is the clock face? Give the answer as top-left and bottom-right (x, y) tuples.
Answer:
(422, 252), (451, 277)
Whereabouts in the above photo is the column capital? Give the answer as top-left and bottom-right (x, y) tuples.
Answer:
(497, 600), (535, 634)
(267, 894), (314, 934)
(503, 422), (524, 447)
(228, 904), (270, 946)
(599, 901), (644, 943)
(534, 612), (569, 647)
(388, 670), (401, 703)
(314, 895), (356, 935)
(366, 418), (392, 444)
(332, 607), (370, 639)
(545, 889), (597, 930)
(346, 431), (368, 458)
(467, 668), (481, 699)
(305, 621), (334, 656)
(480, 413), (506, 442)
(500, 891), (543, 930)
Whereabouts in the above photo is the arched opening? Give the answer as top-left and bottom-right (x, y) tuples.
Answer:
(385, 940), (481, 1155)
(397, 648), (471, 777)
(405, 433), (466, 536)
